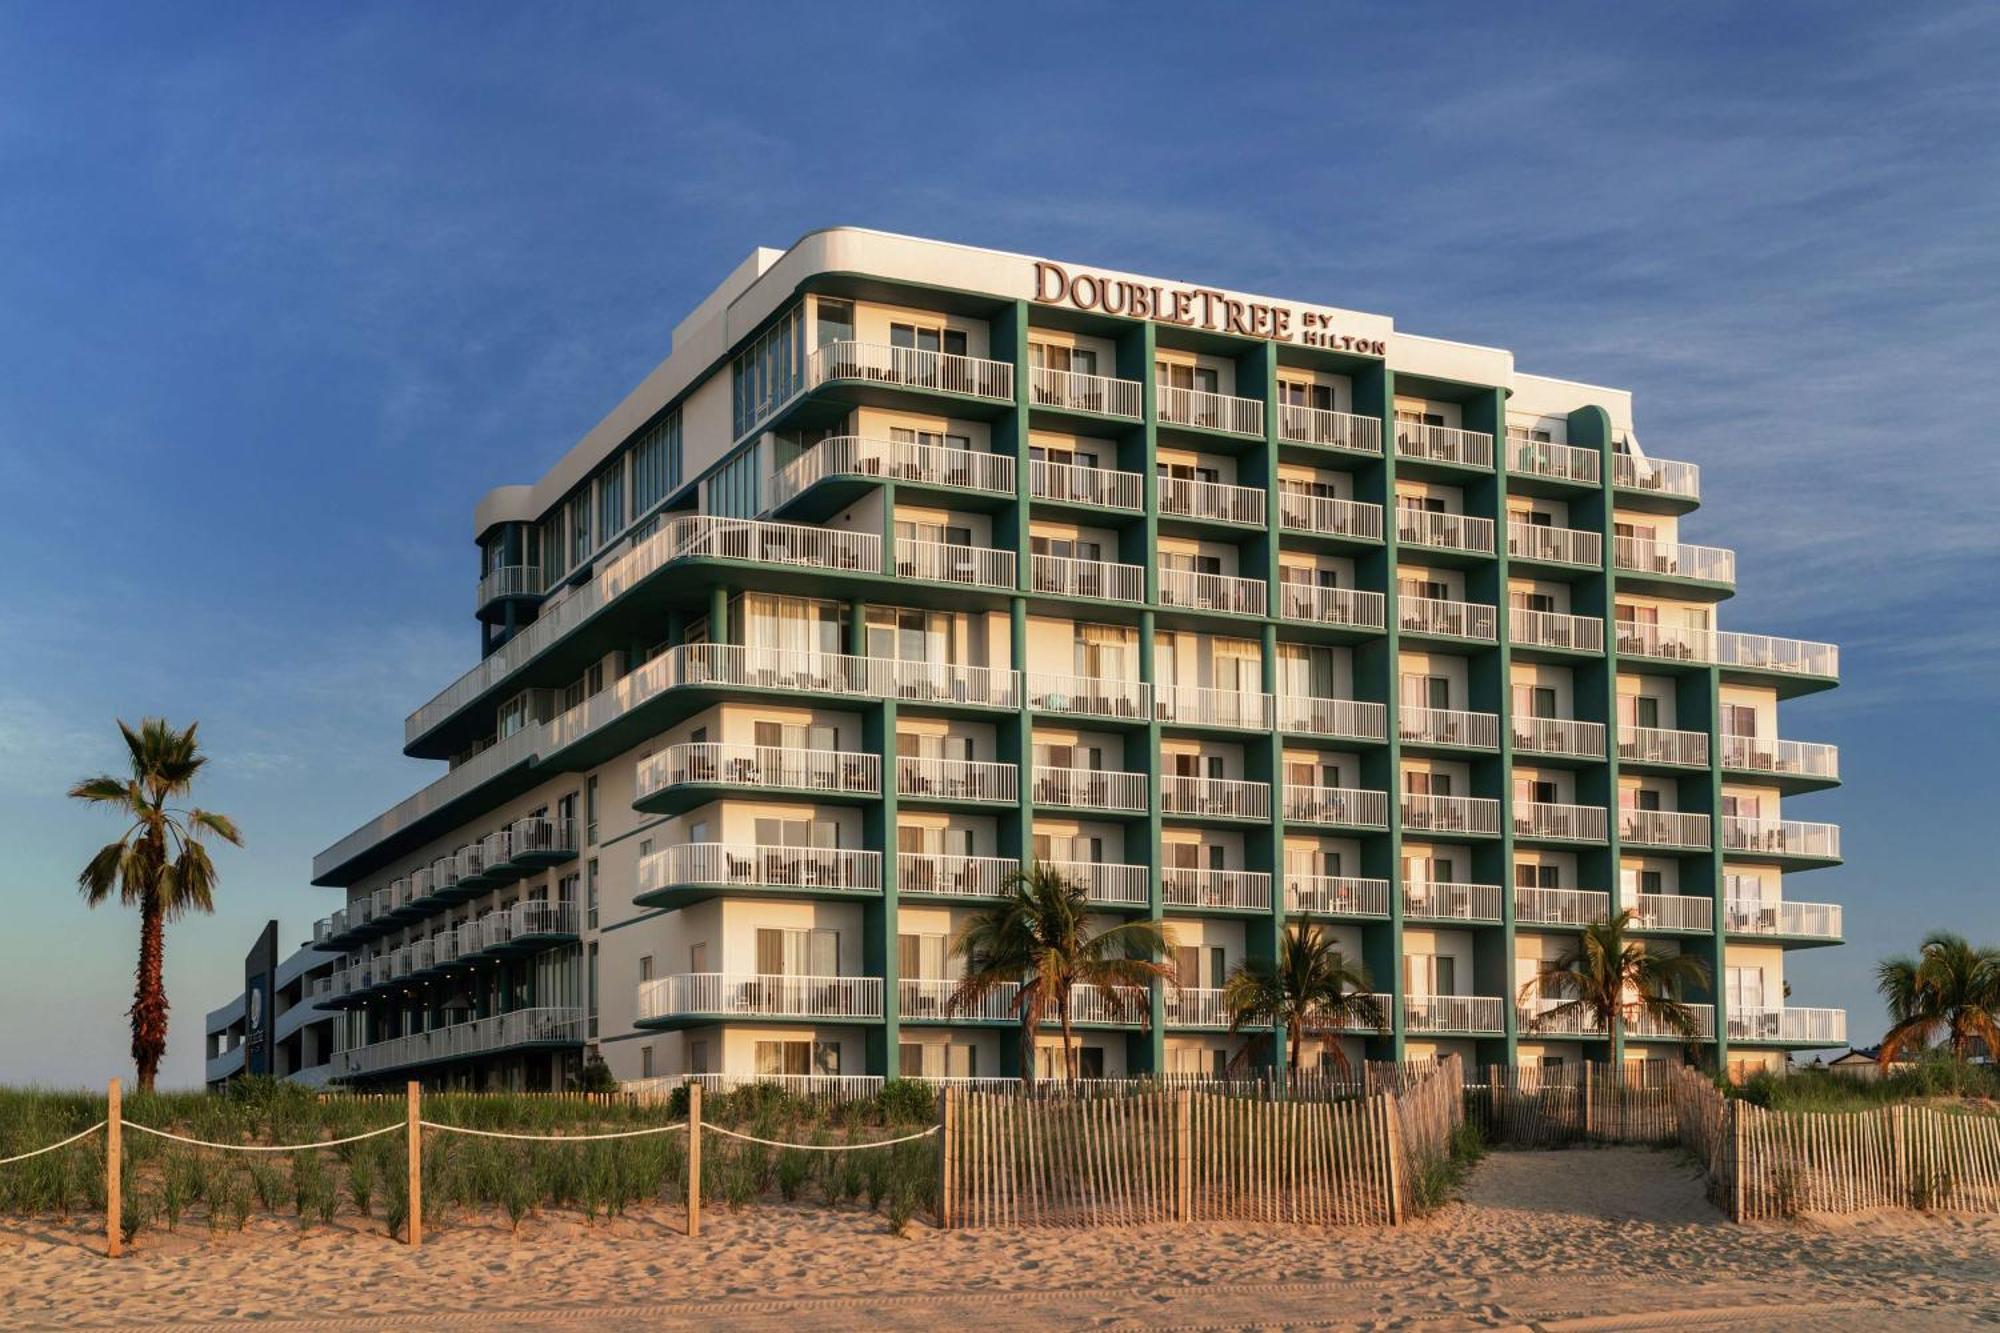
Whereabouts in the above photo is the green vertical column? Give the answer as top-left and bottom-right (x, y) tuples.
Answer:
(1701, 664), (1729, 1075)
(707, 586), (729, 643)
(1259, 618), (1285, 1078)
(1139, 608), (1164, 1076)
(996, 300), (1032, 592)
(1005, 596), (1031, 1081)
(1471, 386), (1518, 1066)
(864, 698), (901, 1080)
(1356, 364), (1405, 1060)
(1121, 324), (1160, 603)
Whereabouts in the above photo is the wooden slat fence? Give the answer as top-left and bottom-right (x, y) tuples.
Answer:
(1468, 1062), (1678, 1147)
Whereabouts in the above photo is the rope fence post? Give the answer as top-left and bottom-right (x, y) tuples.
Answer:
(1175, 1089), (1191, 1223)
(938, 1086), (955, 1229)
(105, 1078), (121, 1259)
(686, 1080), (702, 1238)
(406, 1081), (422, 1248)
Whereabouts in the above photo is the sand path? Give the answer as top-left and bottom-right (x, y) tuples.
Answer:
(2, 1147), (1995, 1330)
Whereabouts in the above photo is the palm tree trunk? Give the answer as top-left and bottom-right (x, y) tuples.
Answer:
(1288, 1019), (1302, 1075)
(1059, 990), (1077, 1086)
(131, 894), (168, 1092)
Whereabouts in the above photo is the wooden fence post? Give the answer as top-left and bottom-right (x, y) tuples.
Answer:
(1729, 1097), (1746, 1222)
(1175, 1089), (1191, 1223)
(105, 1078), (121, 1259)
(1382, 1092), (1405, 1225)
(406, 1081), (422, 1248)
(1889, 1103), (1908, 1205)
(686, 1080), (702, 1238)
(1582, 1061), (1594, 1140)
(938, 1087), (956, 1229)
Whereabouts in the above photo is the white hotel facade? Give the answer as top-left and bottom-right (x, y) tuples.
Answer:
(305, 228), (1845, 1093)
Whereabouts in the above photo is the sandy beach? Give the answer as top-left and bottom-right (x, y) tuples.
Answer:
(2, 1147), (1995, 1330)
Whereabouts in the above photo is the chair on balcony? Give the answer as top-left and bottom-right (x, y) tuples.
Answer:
(725, 853), (755, 883)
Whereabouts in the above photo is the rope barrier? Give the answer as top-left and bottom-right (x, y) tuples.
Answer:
(0, 1122), (106, 1166)
(120, 1121), (406, 1152)
(701, 1124), (940, 1151)
(419, 1121), (688, 1142)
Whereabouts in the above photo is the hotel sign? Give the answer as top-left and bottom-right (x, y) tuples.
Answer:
(1031, 261), (1388, 356)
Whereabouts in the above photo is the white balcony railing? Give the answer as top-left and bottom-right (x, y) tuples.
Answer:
(1519, 997), (1607, 1037)
(1042, 859), (1150, 908)
(1158, 475), (1265, 526)
(476, 565), (544, 607)
(1631, 893), (1715, 933)
(1514, 802), (1609, 842)
(1162, 868), (1272, 912)
(1614, 620), (1715, 665)
(1715, 631), (1839, 680)
(1403, 994), (1505, 1034)
(1060, 983), (1153, 1025)
(1029, 366), (1143, 419)
(1725, 898), (1843, 940)
(1619, 725), (1710, 767)
(1032, 765), (1148, 814)
(1156, 683), (1273, 730)
(1614, 536), (1736, 586)
(637, 974), (884, 1023)
(1396, 508), (1496, 555)
(895, 539), (1016, 592)
(1163, 987), (1229, 1029)
(1619, 809), (1712, 849)
(1395, 421), (1493, 469)
(508, 814), (576, 862)
(1032, 552), (1145, 604)
(885, 656), (1021, 710)
(1401, 793), (1502, 835)
(810, 339), (1013, 402)
(1507, 522), (1602, 567)
(1515, 886), (1610, 927)
(1284, 875), (1391, 918)
(1512, 716), (1607, 759)
(1398, 595), (1496, 641)
(1158, 385), (1263, 437)
(1719, 734), (1840, 781)
(1161, 774), (1271, 820)
(1278, 490), (1384, 542)
(1510, 608), (1604, 654)
(1399, 705), (1500, 749)
(1284, 785), (1390, 829)
(1722, 817), (1840, 860)
(896, 853), (1018, 900)
(1276, 403), (1382, 454)
(1728, 1007), (1846, 1045)
(1029, 459), (1144, 511)
(634, 743), (881, 804)
(894, 755), (1019, 804)
(1612, 452), (1700, 501)
(1159, 567), (1267, 616)
(1509, 438), (1601, 486)
(1402, 880), (1503, 923)
(765, 435), (1015, 510)
(1628, 1003), (1716, 1040)
(899, 978), (1019, 1023)
(635, 843), (881, 898)
(335, 1008), (583, 1078)
(1278, 583), (1387, 630)
(1278, 694), (1389, 741)
(1024, 671), (1151, 721)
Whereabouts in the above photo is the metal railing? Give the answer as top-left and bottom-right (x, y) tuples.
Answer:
(1278, 694), (1389, 741)
(1278, 582), (1387, 630)
(1396, 508), (1496, 555)
(896, 852), (1018, 900)
(1612, 452), (1700, 501)
(1278, 490), (1384, 541)
(1510, 608), (1604, 654)
(1399, 705), (1500, 749)
(1518, 998), (1606, 1036)
(634, 742), (882, 803)
(508, 815), (576, 861)
(1619, 809), (1712, 849)
(478, 828), (512, 873)
(895, 538), (1016, 591)
(1042, 859), (1150, 908)
(1158, 566), (1267, 616)
(1614, 621), (1715, 665)
(1398, 595), (1496, 641)
(1161, 774), (1271, 820)
(1725, 898), (1843, 939)
(1718, 734), (1840, 780)
(1628, 1003), (1716, 1040)
(1284, 875), (1391, 918)
(335, 1007), (584, 1078)
(1402, 880), (1503, 923)
(1631, 893), (1715, 933)
(899, 978), (1019, 1023)
(1032, 765), (1148, 814)
(1031, 551), (1145, 603)
(1402, 995), (1505, 1034)
(1509, 438), (1601, 485)
(635, 843), (882, 897)
(1727, 1007), (1846, 1045)
(1163, 988), (1229, 1029)
(1028, 366), (1143, 419)
(1507, 522), (1601, 567)
(884, 656), (1020, 709)
(1028, 459), (1143, 511)
(637, 974), (884, 1023)
(1513, 801), (1608, 842)
(809, 339), (1014, 401)
(1394, 421), (1493, 469)
(476, 565), (544, 607)
(1155, 683), (1274, 730)
(1512, 716), (1607, 759)
(1024, 671), (1151, 720)
(1400, 793), (1502, 835)
(895, 754), (1019, 804)
(1061, 983), (1152, 1025)
(1161, 868), (1272, 912)
(1283, 784), (1390, 829)
(1158, 475), (1265, 525)
(1619, 725), (1710, 767)
(765, 434), (1016, 509)
(1721, 817), (1840, 860)
(1613, 535), (1736, 585)
(1714, 631), (1839, 679)
(1515, 887), (1610, 927)
(1157, 384), (1264, 436)
(1276, 403), (1382, 453)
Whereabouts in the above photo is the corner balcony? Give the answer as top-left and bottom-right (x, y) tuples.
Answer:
(1715, 631), (1838, 689)
(1611, 452), (1701, 508)
(1400, 793), (1502, 837)
(1284, 784), (1390, 831)
(1719, 734), (1841, 791)
(1025, 671), (1151, 723)
(1276, 403), (1383, 455)
(1727, 1006), (1846, 1046)
(1518, 997), (1607, 1038)
(333, 1008), (584, 1081)
(1157, 384), (1264, 438)
(1396, 509), (1496, 559)
(1515, 886), (1610, 928)
(1032, 765), (1148, 815)
(1514, 802), (1609, 843)
(1278, 490), (1385, 544)
(1163, 987), (1230, 1029)
(899, 977), (1019, 1025)
(1403, 880), (1503, 925)
(764, 435), (1015, 515)
(1399, 705), (1500, 751)
(1278, 694), (1389, 743)
(1028, 459), (1144, 513)
(1042, 859), (1151, 910)
(807, 339), (1014, 408)
(633, 742), (882, 814)
(1277, 583), (1386, 633)
(1028, 366), (1143, 421)
(895, 539), (1017, 593)
(1156, 683), (1274, 731)
(1619, 809), (1712, 851)
(1721, 816), (1841, 865)
(1403, 994), (1505, 1036)
(1159, 567), (1267, 617)
(1031, 552), (1145, 605)
(1509, 608), (1604, 656)
(633, 843), (881, 910)
(1397, 595), (1496, 643)
(1506, 522), (1602, 570)
(1161, 774), (1271, 822)
(1628, 1003), (1716, 1041)
(1394, 421), (1494, 471)
(1284, 874), (1391, 919)
(1158, 475), (1266, 528)
(1613, 620), (1714, 667)
(1512, 716), (1607, 761)
(1618, 725), (1710, 768)
(1162, 867), (1272, 913)
(476, 565), (545, 615)
(897, 852), (1016, 901)
(1508, 438), (1601, 487)
(635, 974), (884, 1028)
(1724, 897), (1843, 942)
(1613, 536), (1736, 593)
(1630, 892), (1715, 934)
(895, 755), (1019, 806)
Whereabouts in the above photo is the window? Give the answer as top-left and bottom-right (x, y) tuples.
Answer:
(897, 932), (947, 981)
(1515, 861), (1560, 889)
(689, 942), (707, 972)
(1278, 377), (1337, 412)
(756, 1039), (840, 1076)
(593, 458), (625, 541)
(631, 412), (682, 513)
(586, 777), (599, 845)
(1401, 673), (1452, 711)
(1403, 953), (1458, 996)
(706, 447), (763, 519)
(756, 927), (839, 977)
(890, 320), (967, 357)
(584, 860), (598, 929)
(690, 1040), (710, 1075)
(638, 955), (654, 983)
(640, 1045), (654, 1079)
(815, 297), (853, 346)
(1721, 703), (1759, 737)
(732, 302), (806, 438)
(1403, 769), (1452, 797)
(1620, 693), (1663, 730)
(586, 942), (599, 1038)
(1512, 685), (1558, 719)
(1030, 341), (1098, 376)
(567, 490), (593, 568)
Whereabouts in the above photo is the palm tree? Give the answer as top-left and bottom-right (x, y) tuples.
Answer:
(1222, 917), (1385, 1075)
(1875, 932), (2000, 1066)
(1520, 909), (1711, 1046)
(946, 861), (1176, 1086)
(70, 719), (242, 1091)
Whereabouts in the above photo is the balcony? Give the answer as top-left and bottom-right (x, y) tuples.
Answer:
(1507, 522), (1602, 569)
(1619, 725), (1709, 768)
(636, 974), (884, 1025)
(1029, 459), (1144, 512)
(1403, 994), (1505, 1035)
(1284, 875), (1391, 919)
(1162, 987), (1229, 1029)
(334, 1008), (584, 1080)
(1284, 784), (1390, 830)
(1724, 897), (1843, 941)
(1161, 774), (1271, 821)
(1162, 867), (1272, 912)
(1613, 621), (1714, 666)
(1399, 705), (1500, 750)
(1394, 421), (1493, 470)
(1397, 595), (1497, 643)
(634, 742), (881, 812)
(1159, 567), (1267, 616)
(1509, 439), (1601, 487)
(1628, 1003), (1716, 1040)
(476, 565), (544, 612)
(1727, 1006), (1846, 1046)
(895, 539), (1016, 593)
(897, 852), (1018, 901)
(1278, 490), (1384, 543)
(1158, 475), (1265, 527)
(1028, 366), (1143, 420)
(808, 339), (1014, 405)
(1277, 403), (1383, 455)
(1715, 631), (1838, 683)
(1719, 734), (1840, 786)
(1721, 816), (1841, 863)
(1032, 765), (1148, 815)
(899, 978), (1019, 1024)
(1396, 508), (1496, 557)
(1042, 859), (1151, 909)
(1518, 997), (1607, 1037)
(1619, 809), (1712, 850)
(1510, 608), (1604, 655)
(1402, 880), (1503, 924)
(1156, 683), (1274, 730)
(1158, 385), (1264, 438)
(452, 899), (583, 960)
(1031, 552), (1145, 604)
(1512, 716), (1607, 760)
(1400, 793), (1502, 836)
(1515, 886), (1610, 927)
(1025, 671), (1151, 722)
(1059, 983), (1153, 1026)
(633, 843), (882, 909)
(765, 435), (1015, 512)
(1277, 583), (1386, 632)
(1612, 452), (1700, 504)
(895, 755), (1019, 805)
(1514, 802), (1609, 843)
(1613, 536), (1736, 589)
(1278, 694), (1389, 742)
(507, 815), (578, 870)
(1631, 893), (1715, 934)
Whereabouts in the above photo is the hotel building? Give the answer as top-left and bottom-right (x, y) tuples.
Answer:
(305, 228), (1845, 1092)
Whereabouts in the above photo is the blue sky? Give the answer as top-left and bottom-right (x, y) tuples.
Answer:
(1, 4), (1994, 1087)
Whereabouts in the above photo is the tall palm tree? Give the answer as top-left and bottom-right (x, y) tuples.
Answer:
(1222, 917), (1385, 1075)
(1520, 909), (1711, 1046)
(946, 861), (1176, 1086)
(1875, 932), (2000, 1066)
(70, 719), (241, 1091)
